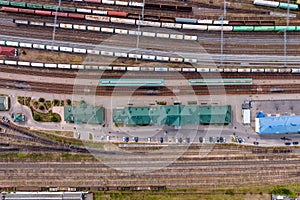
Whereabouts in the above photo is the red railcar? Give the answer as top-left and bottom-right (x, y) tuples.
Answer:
(107, 11), (127, 17)
(68, 13), (85, 19)
(85, 0), (101, 2)
(51, 11), (69, 17)
(19, 8), (35, 14)
(1, 7), (19, 12)
(35, 10), (52, 16)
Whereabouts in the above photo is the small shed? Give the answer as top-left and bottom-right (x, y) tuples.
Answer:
(242, 109), (250, 124)
(0, 46), (17, 57)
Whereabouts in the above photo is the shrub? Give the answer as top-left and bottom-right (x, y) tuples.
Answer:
(156, 101), (167, 105)
(39, 105), (45, 110)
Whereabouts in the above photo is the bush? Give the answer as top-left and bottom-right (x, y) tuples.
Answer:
(66, 99), (72, 106)
(39, 105), (45, 110)
(52, 99), (59, 106)
(50, 116), (58, 122)
(156, 101), (167, 105)
(33, 115), (41, 121)
(80, 100), (85, 105)
(38, 97), (45, 102)
(225, 189), (234, 196)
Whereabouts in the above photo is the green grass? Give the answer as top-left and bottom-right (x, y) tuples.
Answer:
(32, 109), (61, 122)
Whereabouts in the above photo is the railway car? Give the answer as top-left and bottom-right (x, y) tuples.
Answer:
(73, 24), (87, 30)
(0, 1), (10, 6)
(175, 17), (197, 24)
(35, 10), (52, 16)
(13, 19), (29, 25)
(68, 13), (85, 19)
(110, 17), (135, 24)
(137, 20), (161, 27)
(102, 0), (114, 5)
(115, 1), (128, 6)
(30, 21), (44, 26)
(60, 6), (76, 12)
(85, 0), (101, 3)
(253, 0), (279, 8)
(27, 3), (43, 9)
(85, 15), (110, 22)
(92, 10), (108, 15)
(198, 19), (213, 24)
(87, 26), (101, 31)
(182, 24), (207, 30)
(43, 5), (59, 10)
(51, 11), (69, 17)
(19, 42), (33, 48)
(129, 1), (144, 7)
(107, 11), (127, 17)
(44, 63), (57, 68)
(19, 8), (35, 14)
(1, 6), (19, 12)
(161, 22), (182, 29)
(77, 8), (92, 13)
(291, 68), (300, 73)
(278, 2), (298, 10)
(10, 1), (26, 7)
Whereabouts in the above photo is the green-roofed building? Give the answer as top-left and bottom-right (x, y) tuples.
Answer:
(64, 104), (104, 124)
(0, 96), (9, 111)
(113, 105), (231, 126)
(12, 113), (25, 122)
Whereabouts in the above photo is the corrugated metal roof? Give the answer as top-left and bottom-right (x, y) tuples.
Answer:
(258, 114), (300, 134)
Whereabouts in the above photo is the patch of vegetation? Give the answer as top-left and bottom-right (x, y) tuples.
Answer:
(17, 96), (24, 105)
(38, 105), (45, 110)
(80, 100), (86, 105)
(32, 109), (61, 122)
(50, 116), (59, 122)
(25, 97), (31, 107)
(38, 97), (45, 103)
(33, 101), (39, 108)
(188, 101), (197, 105)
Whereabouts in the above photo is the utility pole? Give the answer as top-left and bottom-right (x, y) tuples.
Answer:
(220, 0), (226, 66)
(284, 0), (290, 67)
(51, 0), (61, 47)
(136, 0), (145, 62)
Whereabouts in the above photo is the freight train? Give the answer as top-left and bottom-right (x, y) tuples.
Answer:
(0, 186), (167, 192)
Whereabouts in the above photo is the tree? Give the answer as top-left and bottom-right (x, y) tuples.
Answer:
(39, 105), (45, 110)
(66, 99), (72, 106)
(38, 97), (45, 102)
(34, 115), (41, 121)
(53, 99), (59, 106)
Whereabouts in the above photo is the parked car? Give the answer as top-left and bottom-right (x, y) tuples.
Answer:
(253, 141), (259, 145)
(293, 141), (299, 145)
(160, 137), (164, 143)
(132, 137), (138, 142)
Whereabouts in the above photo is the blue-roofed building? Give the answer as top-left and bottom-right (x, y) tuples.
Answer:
(255, 112), (300, 134)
